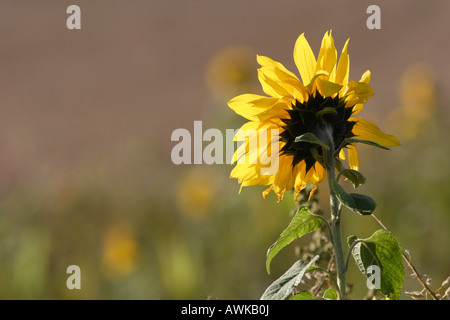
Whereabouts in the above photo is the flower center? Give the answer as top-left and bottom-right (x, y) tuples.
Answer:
(280, 94), (356, 171)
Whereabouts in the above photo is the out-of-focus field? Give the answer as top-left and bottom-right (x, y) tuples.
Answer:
(0, 1), (449, 299)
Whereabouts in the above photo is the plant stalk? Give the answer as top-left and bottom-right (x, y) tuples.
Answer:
(328, 172), (346, 300)
(322, 125), (347, 300)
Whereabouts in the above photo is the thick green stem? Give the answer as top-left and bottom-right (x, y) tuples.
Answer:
(329, 190), (346, 300)
(322, 125), (347, 299)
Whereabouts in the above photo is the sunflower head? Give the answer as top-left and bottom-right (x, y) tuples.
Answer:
(228, 31), (400, 202)
(280, 94), (356, 172)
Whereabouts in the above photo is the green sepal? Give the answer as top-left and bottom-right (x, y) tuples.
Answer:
(345, 138), (390, 150)
(316, 107), (337, 119)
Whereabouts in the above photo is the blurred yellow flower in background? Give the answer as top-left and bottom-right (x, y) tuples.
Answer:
(206, 46), (258, 96)
(387, 64), (438, 141)
(101, 223), (139, 278)
(176, 167), (218, 219)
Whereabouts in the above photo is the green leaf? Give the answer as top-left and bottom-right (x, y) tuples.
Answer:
(322, 288), (338, 300)
(290, 291), (314, 300)
(330, 178), (356, 209)
(261, 256), (319, 300)
(350, 230), (405, 300)
(291, 291), (325, 300)
(348, 193), (377, 215)
(294, 133), (330, 151)
(345, 138), (390, 150)
(347, 235), (358, 247)
(340, 169), (366, 188)
(331, 179), (377, 215)
(266, 207), (322, 274)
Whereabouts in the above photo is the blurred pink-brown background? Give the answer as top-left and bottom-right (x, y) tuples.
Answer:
(0, 0), (449, 299)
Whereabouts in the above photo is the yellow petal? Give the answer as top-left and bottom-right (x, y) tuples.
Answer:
(231, 160), (275, 186)
(255, 101), (290, 121)
(228, 94), (280, 121)
(338, 148), (346, 160)
(346, 143), (359, 171)
(257, 55), (308, 102)
(230, 163), (256, 183)
(335, 38), (350, 86)
(293, 33), (317, 86)
(360, 70), (371, 83)
(231, 147), (243, 165)
(293, 161), (307, 192)
(241, 174), (274, 187)
(258, 69), (307, 102)
(343, 80), (374, 106)
(295, 161), (326, 193)
(232, 121), (281, 175)
(309, 162), (326, 186)
(271, 155), (296, 201)
(257, 55), (299, 79)
(234, 120), (278, 141)
(257, 69), (290, 98)
(316, 31), (337, 79)
(317, 78), (342, 97)
(350, 118), (401, 147)
(262, 184), (274, 199)
(351, 104), (363, 115)
(305, 70), (329, 95)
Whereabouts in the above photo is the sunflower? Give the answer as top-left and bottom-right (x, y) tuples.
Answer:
(228, 31), (400, 202)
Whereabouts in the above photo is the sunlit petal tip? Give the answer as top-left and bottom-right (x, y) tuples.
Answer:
(343, 80), (374, 106)
(360, 70), (372, 83)
(351, 104), (364, 115)
(277, 189), (286, 203)
(257, 69), (291, 98)
(262, 185), (274, 199)
(307, 186), (318, 201)
(351, 118), (402, 147)
(256, 54), (268, 67)
(316, 30), (337, 77)
(228, 94), (282, 121)
(293, 33), (317, 86)
(335, 39), (350, 86)
(338, 148), (346, 160)
(346, 143), (359, 171)
(318, 78), (342, 97)
(343, 39), (350, 57)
